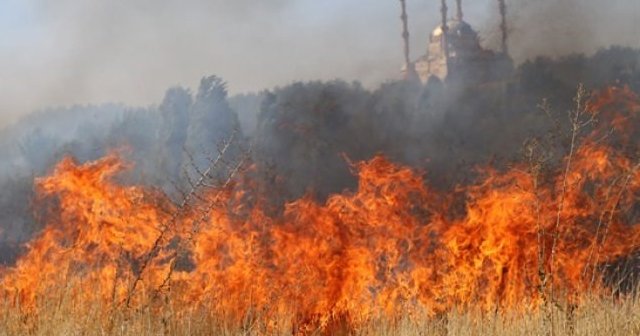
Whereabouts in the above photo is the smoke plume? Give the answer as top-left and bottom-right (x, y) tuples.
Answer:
(2, 0), (638, 124)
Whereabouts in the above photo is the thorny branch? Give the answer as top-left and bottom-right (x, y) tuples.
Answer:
(157, 146), (251, 292)
(125, 130), (240, 306)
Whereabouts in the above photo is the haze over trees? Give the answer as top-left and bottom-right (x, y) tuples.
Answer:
(0, 46), (639, 261)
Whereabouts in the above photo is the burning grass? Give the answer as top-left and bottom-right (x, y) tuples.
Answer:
(2, 86), (640, 335)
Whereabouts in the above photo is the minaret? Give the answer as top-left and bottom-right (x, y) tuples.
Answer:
(399, 0), (419, 81)
(456, 0), (463, 21)
(498, 0), (508, 55)
(441, 0), (450, 77)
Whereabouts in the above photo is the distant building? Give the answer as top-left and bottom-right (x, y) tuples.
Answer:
(401, 1), (513, 85)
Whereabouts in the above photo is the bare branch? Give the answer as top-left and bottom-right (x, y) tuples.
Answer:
(125, 130), (239, 306)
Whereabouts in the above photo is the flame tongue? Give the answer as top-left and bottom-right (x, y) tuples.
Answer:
(3, 154), (175, 306)
(3, 87), (640, 331)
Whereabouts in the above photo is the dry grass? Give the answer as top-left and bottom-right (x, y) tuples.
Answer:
(2, 294), (640, 335)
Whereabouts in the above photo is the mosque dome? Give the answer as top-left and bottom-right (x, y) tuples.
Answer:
(429, 19), (482, 62)
(432, 19), (474, 37)
(431, 20), (479, 48)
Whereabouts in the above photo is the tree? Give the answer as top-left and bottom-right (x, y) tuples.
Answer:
(158, 87), (192, 185)
(184, 76), (243, 182)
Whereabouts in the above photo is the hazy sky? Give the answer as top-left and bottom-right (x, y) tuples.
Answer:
(0, 0), (638, 123)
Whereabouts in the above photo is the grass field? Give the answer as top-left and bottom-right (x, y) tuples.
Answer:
(1, 292), (639, 335)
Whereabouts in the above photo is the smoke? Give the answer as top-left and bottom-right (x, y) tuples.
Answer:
(479, 0), (640, 61)
(0, 0), (294, 124)
(2, 0), (638, 125)
(0, 0), (395, 124)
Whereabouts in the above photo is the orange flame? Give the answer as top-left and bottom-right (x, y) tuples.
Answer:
(2, 87), (640, 332)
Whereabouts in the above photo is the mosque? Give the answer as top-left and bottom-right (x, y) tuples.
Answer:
(400, 0), (513, 85)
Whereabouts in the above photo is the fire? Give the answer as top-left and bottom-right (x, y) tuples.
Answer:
(1, 155), (176, 307)
(2, 87), (640, 332)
